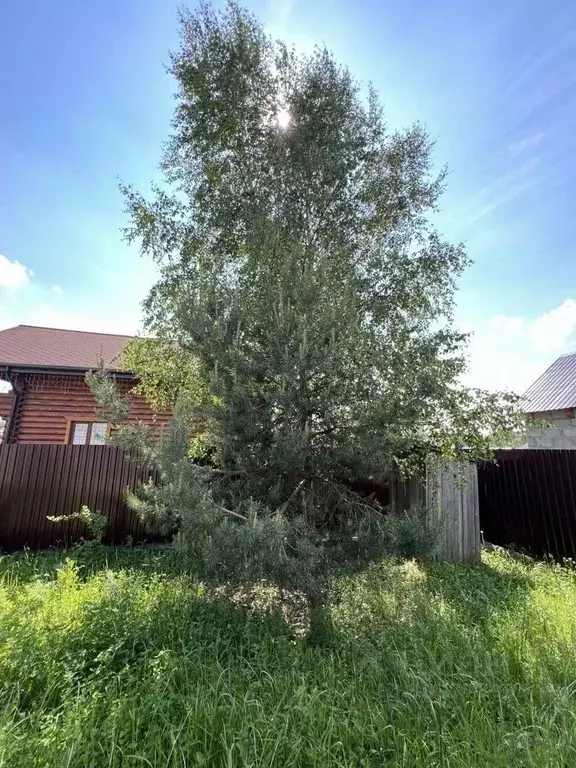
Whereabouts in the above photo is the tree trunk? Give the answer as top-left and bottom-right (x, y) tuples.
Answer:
(306, 589), (334, 647)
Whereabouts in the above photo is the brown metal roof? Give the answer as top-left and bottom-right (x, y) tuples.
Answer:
(524, 352), (576, 412)
(0, 325), (133, 372)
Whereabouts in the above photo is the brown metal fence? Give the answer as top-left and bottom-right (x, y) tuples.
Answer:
(478, 449), (576, 560)
(0, 444), (159, 551)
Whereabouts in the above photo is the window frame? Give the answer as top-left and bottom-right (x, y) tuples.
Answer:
(65, 417), (110, 445)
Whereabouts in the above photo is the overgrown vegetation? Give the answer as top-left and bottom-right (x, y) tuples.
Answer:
(0, 546), (575, 766)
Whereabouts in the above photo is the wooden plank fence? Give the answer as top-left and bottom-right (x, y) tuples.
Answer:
(478, 449), (576, 560)
(0, 444), (159, 551)
(392, 459), (481, 563)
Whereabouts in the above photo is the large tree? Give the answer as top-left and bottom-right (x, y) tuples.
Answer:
(94, 1), (522, 632)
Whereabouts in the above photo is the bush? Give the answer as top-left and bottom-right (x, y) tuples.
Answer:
(48, 505), (108, 544)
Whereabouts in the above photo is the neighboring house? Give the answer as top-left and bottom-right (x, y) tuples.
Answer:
(0, 325), (170, 444)
(524, 352), (576, 449)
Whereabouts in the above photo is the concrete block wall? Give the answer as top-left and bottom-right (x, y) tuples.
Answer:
(526, 410), (576, 449)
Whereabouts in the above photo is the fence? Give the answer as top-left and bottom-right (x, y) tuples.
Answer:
(478, 449), (576, 560)
(1, 443), (484, 561)
(0, 444), (158, 551)
(392, 459), (481, 563)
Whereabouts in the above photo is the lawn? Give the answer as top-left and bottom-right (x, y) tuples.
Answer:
(0, 546), (575, 767)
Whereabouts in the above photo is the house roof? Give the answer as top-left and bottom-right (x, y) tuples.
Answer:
(524, 352), (576, 412)
(0, 325), (134, 372)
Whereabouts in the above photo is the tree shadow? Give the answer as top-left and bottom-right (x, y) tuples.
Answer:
(0, 543), (536, 649)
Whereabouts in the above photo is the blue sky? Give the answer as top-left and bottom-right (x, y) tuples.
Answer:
(2, 0), (576, 392)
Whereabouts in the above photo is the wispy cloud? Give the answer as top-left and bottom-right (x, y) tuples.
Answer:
(466, 180), (535, 225)
(464, 155), (541, 225)
(508, 131), (545, 158)
(52, 284), (63, 295)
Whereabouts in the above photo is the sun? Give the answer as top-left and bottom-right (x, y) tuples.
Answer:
(277, 108), (291, 129)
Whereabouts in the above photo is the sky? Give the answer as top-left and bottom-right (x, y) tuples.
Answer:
(2, 0), (576, 394)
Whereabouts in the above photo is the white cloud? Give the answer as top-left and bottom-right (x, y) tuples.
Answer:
(0, 254), (33, 290)
(0, 254), (148, 337)
(0, 276), (143, 338)
(529, 299), (576, 351)
(463, 298), (576, 393)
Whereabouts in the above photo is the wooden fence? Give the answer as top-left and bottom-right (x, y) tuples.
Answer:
(478, 449), (576, 560)
(0, 444), (158, 551)
(392, 459), (481, 563)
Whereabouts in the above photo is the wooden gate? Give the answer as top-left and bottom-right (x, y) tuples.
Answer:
(0, 444), (158, 551)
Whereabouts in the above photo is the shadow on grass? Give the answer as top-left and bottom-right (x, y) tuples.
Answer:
(0, 543), (537, 654)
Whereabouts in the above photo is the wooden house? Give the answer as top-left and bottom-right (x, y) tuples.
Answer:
(0, 325), (169, 444)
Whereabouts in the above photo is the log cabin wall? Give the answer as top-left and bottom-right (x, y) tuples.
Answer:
(9, 373), (170, 444)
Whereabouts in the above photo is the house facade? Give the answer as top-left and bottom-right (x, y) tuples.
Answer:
(0, 325), (170, 444)
(524, 352), (576, 449)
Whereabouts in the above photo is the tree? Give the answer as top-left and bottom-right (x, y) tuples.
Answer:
(92, 1), (524, 638)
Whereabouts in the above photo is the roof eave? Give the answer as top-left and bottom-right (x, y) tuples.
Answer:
(0, 364), (133, 379)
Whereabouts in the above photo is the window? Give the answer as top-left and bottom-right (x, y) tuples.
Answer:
(70, 421), (108, 445)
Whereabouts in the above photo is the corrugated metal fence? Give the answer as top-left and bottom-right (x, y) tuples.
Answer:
(0, 444), (158, 551)
(6, 443), (574, 560)
(478, 449), (576, 560)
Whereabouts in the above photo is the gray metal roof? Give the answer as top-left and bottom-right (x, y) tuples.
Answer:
(524, 352), (576, 412)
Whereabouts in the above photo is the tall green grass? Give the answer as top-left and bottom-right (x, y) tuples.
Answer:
(0, 546), (575, 766)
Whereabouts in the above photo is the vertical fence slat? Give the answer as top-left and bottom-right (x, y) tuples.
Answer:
(561, 450), (576, 557)
(41, 445), (59, 548)
(106, 447), (124, 544)
(7, 446), (34, 549)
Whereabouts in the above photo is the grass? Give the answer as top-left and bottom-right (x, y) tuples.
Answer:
(0, 546), (575, 767)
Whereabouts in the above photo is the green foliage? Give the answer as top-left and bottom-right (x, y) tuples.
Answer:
(95, 1), (526, 607)
(121, 337), (212, 413)
(122, 1), (524, 485)
(85, 367), (130, 423)
(47, 505), (108, 543)
(0, 547), (576, 766)
(95, 381), (437, 607)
